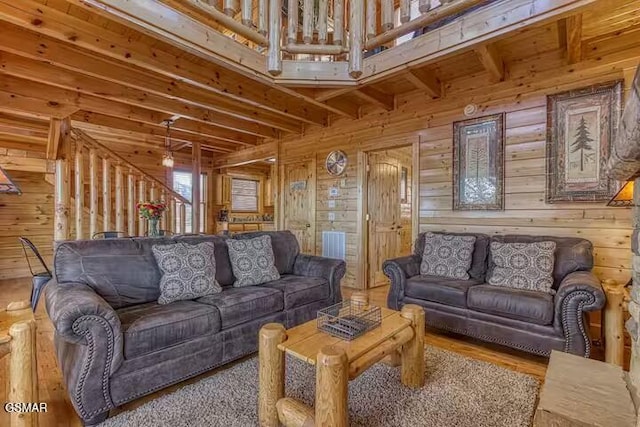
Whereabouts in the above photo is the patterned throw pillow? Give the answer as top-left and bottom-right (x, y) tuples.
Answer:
(488, 241), (557, 294)
(227, 235), (280, 287)
(152, 242), (221, 304)
(420, 232), (476, 280)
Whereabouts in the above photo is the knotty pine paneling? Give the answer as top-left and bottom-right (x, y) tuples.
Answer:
(278, 56), (637, 292)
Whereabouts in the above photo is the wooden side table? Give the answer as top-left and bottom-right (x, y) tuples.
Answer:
(258, 294), (425, 427)
(0, 301), (39, 427)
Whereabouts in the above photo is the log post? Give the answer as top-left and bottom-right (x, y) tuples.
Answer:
(169, 198), (176, 233)
(102, 157), (111, 231)
(114, 165), (124, 232)
(138, 179), (147, 236)
(302, 0), (313, 44)
(349, 0), (364, 78)
(127, 172), (136, 236)
(192, 142), (201, 234)
(89, 149), (98, 237)
(400, 304), (425, 388)
(318, 0), (328, 44)
(74, 139), (84, 239)
(267, 0), (282, 75)
(54, 158), (70, 241)
(9, 320), (38, 427)
(160, 190), (167, 231)
(418, 0), (431, 13)
(241, 0), (252, 26)
(224, 0), (238, 16)
(258, 0), (268, 35)
(366, 0), (376, 40)
(604, 279), (625, 367)
(381, 0), (394, 31)
(179, 202), (186, 234)
(276, 398), (315, 427)
(287, 0), (298, 44)
(258, 323), (287, 427)
(400, 0), (411, 23)
(333, 0), (344, 46)
(315, 346), (348, 427)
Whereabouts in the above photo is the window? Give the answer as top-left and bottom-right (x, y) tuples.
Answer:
(173, 171), (208, 233)
(231, 178), (259, 212)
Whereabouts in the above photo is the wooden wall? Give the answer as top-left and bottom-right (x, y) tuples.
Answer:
(278, 50), (638, 292)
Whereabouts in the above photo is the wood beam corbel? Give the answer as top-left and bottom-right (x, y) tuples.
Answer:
(565, 14), (583, 64)
(354, 87), (395, 111)
(474, 43), (505, 83)
(403, 69), (441, 98)
(46, 117), (70, 160)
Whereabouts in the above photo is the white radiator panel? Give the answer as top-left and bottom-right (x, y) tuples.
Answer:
(322, 231), (346, 261)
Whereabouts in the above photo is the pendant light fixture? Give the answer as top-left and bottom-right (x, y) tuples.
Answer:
(161, 119), (175, 168)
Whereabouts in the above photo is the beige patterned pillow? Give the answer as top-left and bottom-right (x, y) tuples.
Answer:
(152, 242), (221, 304)
(420, 232), (476, 279)
(488, 241), (556, 294)
(227, 235), (280, 287)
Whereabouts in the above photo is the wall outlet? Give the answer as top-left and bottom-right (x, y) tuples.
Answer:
(329, 187), (339, 197)
(328, 200), (336, 208)
(328, 212), (336, 221)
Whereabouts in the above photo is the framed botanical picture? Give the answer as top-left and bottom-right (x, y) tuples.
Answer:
(453, 113), (505, 210)
(546, 81), (622, 203)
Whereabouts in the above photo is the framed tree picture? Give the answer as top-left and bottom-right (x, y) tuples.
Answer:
(546, 81), (622, 203)
(453, 113), (505, 210)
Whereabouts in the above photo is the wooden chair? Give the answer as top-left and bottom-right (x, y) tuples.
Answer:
(18, 237), (52, 312)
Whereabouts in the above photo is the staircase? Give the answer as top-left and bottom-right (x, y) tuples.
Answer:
(52, 127), (191, 240)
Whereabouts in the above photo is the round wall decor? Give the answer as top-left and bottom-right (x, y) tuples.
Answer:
(325, 150), (348, 176)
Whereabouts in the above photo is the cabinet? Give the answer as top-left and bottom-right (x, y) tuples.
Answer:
(215, 174), (232, 206)
(264, 164), (276, 207)
(223, 222), (275, 233)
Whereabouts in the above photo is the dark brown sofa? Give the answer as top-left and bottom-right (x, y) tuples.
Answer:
(45, 231), (345, 425)
(384, 232), (605, 357)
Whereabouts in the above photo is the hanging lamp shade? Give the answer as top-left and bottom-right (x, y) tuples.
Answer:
(0, 165), (21, 194)
(607, 180), (634, 207)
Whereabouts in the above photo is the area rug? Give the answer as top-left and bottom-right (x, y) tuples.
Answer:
(101, 346), (539, 427)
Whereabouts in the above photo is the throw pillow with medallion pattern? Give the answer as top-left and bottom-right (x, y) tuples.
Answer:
(227, 235), (280, 287)
(488, 241), (556, 294)
(152, 242), (221, 304)
(420, 232), (476, 280)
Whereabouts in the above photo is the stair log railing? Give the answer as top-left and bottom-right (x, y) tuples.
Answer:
(53, 128), (191, 241)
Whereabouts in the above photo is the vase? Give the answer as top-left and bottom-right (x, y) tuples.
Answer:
(148, 218), (160, 237)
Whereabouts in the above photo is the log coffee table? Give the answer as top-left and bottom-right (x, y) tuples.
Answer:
(258, 293), (425, 427)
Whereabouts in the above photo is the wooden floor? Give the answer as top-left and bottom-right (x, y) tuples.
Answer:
(1, 277), (550, 427)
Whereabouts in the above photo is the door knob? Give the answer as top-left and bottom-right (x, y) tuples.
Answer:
(306, 224), (311, 228)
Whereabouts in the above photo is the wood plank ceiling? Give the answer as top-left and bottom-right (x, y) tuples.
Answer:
(0, 0), (638, 160)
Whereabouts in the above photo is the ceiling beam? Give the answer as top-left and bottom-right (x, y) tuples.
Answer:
(403, 69), (442, 98)
(324, 98), (361, 120)
(565, 14), (583, 64)
(353, 87), (395, 111)
(213, 141), (278, 168)
(0, 51), (277, 139)
(474, 43), (505, 82)
(0, 0), (329, 126)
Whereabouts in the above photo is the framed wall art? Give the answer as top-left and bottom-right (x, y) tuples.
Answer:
(546, 81), (622, 203)
(452, 113), (505, 210)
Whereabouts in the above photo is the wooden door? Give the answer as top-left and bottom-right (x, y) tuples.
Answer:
(283, 160), (316, 254)
(367, 152), (402, 288)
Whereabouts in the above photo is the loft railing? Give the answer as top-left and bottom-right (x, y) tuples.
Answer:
(164, 0), (483, 78)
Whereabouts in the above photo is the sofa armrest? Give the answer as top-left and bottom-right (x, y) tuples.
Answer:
(553, 271), (605, 357)
(293, 254), (346, 304)
(383, 255), (421, 310)
(45, 280), (123, 422)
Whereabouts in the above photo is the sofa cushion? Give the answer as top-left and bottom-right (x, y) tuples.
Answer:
(414, 232), (490, 281)
(152, 242), (222, 304)
(227, 235), (280, 287)
(231, 231), (300, 275)
(488, 241), (556, 294)
(420, 232), (476, 280)
(117, 300), (221, 359)
(487, 235), (593, 289)
(260, 275), (329, 309)
(197, 286), (284, 329)
(405, 275), (483, 308)
(467, 284), (554, 325)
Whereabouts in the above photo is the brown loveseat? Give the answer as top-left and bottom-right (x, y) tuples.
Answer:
(384, 232), (605, 357)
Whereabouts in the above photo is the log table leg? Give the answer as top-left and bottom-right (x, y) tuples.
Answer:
(400, 304), (425, 388)
(316, 346), (348, 427)
(258, 323), (286, 427)
(603, 279), (625, 367)
(9, 320), (38, 427)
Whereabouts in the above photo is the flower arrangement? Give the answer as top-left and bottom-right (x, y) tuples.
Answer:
(137, 201), (167, 220)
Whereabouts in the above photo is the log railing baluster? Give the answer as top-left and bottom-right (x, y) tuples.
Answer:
(302, 0), (313, 44)
(115, 165), (124, 233)
(89, 148), (99, 237)
(102, 157), (111, 231)
(318, 0), (328, 44)
(258, 0), (268, 35)
(74, 139), (84, 240)
(381, 0), (394, 32)
(349, 0), (364, 78)
(127, 172), (136, 236)
(400, 0), (411, 23)
(138, 179), (146, 237)
(334, 0), (345, 46)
